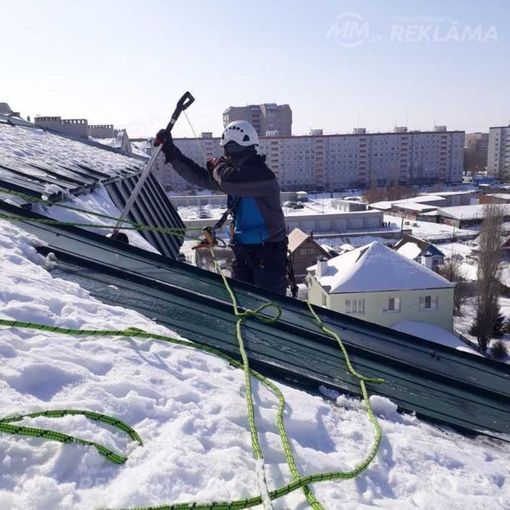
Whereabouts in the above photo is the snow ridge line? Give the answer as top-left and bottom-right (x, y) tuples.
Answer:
(0, 317), (383, 510)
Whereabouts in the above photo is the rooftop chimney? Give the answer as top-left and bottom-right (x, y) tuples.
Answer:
(316, 257), (328, 278)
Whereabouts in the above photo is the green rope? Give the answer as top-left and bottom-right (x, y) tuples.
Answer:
(0, 318), (383, 509)
(0, 212), (202, 240)
(0, 409), (142, 464)
(0, 186), (203, 238)
(210, 247), (281, 508)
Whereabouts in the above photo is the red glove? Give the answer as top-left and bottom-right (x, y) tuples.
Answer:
(153, 129), (166, 147)
(154, 129), (176, 162)
(206, 157), (227, 172)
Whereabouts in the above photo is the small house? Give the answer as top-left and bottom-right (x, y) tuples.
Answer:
(307, 241), (454, 331)
(393, 234), (445, 271)
(288, 228), (332, 282)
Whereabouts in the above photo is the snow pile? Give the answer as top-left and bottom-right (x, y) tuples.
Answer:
(0, 220), (509, 509)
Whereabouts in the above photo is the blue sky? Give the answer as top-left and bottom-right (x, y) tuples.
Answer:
(1, 0), (509, 137)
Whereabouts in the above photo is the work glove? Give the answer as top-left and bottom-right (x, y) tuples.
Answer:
(154, 129), (177, 163)
(206, 157), (227, 172)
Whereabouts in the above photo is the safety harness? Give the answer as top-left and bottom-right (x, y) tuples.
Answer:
(192, 197), (299, 297)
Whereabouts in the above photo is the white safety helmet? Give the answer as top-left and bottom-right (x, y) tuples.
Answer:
(220, 120), (259, 147)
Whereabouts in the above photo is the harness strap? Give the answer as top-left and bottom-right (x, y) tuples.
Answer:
(213, 196), (241, 231)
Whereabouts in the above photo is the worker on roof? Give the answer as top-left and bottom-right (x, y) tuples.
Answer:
(155, 120), (288, 295)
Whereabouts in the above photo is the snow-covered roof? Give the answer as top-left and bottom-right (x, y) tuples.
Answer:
(393, 201), (439, 212)
(1, 217), (507, 506)
(308, 241), (453, 293)
(437, 204), (510, 221)
(483, 193), (510, 201)
(396, 242), (422, 260)
(420, 190), (475, 197)
(370, 195), (446, 211)
(393, 321), (480, 355)
(368, 200), (393, 210)
(0, 124), (142, 180)
(287, 227), (310, 252)
(0, 112), (34, 128)
(90, 136), (122, 149)
(400, 195), (446, 204)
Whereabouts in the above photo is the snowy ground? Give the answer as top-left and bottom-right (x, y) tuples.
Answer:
(0, 219), (509, 508)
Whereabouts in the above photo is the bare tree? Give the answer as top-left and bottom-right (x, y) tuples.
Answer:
(435, 258), (468, 315)
(473, 204), (504, 352)
(363, 184), (415, 204)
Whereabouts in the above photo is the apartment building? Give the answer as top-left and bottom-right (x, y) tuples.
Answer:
(465, 132), (489, 172)
(488, 124), (510, 179)
(223, 103), (292, 137)
(159, 126), (464, 192)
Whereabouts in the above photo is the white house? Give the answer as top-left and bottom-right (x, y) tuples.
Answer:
(307, 241), (454, 331)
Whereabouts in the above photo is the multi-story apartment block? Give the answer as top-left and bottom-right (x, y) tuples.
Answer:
(159, 127), (464, 192)
(223, 103), (292, 137)
(155, 132), (224, 191)
(488, 124), (510, 179)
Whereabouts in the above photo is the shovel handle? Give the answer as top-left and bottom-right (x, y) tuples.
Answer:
(166, 91), (195, 132)
(176, 91), (195, 112)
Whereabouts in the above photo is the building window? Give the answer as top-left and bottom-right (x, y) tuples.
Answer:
(345, 298), (365, 314)
(322, 292), (327, 307)
(385, 296), (401, 312)
(419, 295), (438, 310)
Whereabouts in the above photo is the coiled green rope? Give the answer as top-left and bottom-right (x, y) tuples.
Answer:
(0, 409), (142, 464)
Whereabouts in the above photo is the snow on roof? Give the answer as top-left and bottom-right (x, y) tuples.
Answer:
(437, 204), (510, 221)
(1, 206), (509, 506)
(90, 136), (122, 149)
(309, 241), (453, 293)
(393, 320), (480, 355)
(396, 242), (422, 260)
(368, 200), (393, 210)
(0, 124), (142, 177)
(394, 201), (439, 212)
(420, 190), (475, 197)
(131, 140), (151, 159)
(400, 195), (446, 203)
(370, 195), (446, 211)
(287, 227), (310, 252)
(484, 193), (510, 200)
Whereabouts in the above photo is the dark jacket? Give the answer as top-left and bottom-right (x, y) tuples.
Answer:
(166, 148), (286, 244)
